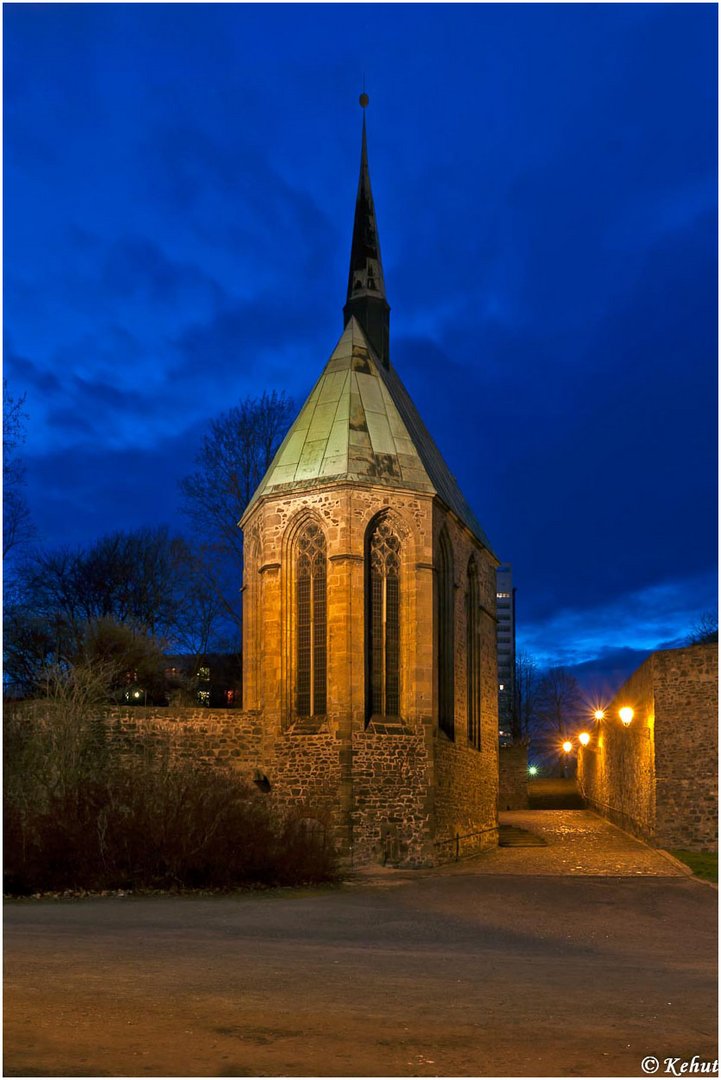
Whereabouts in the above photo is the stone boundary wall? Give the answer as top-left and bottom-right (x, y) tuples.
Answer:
(579, 644), (717, 852)
(498, 743), (529, 810)
(653, 644), (717, 852)
(578, 658), (656, 843)
(106, 707), (264, 775)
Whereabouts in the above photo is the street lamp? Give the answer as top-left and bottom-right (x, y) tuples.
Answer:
(578, 731), (591, 747)
(619, 706), (634, 727)
(528, 765), (538, 776)
(593, 709), (606, 722)
(562, 740), (573, 754)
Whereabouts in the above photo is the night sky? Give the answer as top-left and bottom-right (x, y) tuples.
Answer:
(5, 3), (717, 690)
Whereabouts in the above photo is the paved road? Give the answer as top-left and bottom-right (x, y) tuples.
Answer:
(5, 812), (717, 1078)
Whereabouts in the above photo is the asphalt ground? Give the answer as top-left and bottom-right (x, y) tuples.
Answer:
(4, 811), (717, 1078)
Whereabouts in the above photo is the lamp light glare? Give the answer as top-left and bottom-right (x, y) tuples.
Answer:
(562, 740), (573, 754)
(529, 765), (538, 776)
(133, 690), (141, 699)
(578, 731), (591, 747)
(594, 709), (605, 721)
(619, 706), (634, 726)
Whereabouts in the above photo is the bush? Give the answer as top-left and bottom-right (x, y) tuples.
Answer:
(4, 702), (338, 894)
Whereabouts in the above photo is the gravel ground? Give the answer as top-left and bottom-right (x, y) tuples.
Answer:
(4, 812), (717, 1078)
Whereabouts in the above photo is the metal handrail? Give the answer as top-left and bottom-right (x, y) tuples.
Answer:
(434, 824), (498, 861)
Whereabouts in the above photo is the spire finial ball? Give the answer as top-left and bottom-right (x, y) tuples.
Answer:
(359, 92), (369, 108)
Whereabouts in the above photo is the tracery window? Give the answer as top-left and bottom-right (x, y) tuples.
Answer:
(366, 518), (401, 719)
(466, 556), (482, 749)
(437, 528), (455, 740)
(296, 522), (327, 717)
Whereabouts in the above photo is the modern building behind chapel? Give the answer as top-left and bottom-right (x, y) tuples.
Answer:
(239, 99), (500, 865)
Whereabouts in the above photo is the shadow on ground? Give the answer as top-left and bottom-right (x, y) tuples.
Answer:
(529, 776), (585, 809)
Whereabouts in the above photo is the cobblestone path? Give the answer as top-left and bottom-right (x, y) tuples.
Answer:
(471, 810), (687, 877)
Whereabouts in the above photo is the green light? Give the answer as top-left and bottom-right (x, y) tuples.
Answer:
(528, 765), (538, 776)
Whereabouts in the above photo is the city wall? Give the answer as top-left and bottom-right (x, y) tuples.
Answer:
(578, 644), (717, 852)
(498, 742), (529, 810)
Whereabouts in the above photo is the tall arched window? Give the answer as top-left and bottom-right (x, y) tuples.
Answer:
(296, 522), (327, 717)
(437, 528), (455, 739)
(366, 518), (401, 720)
(466, 556), (482, 749)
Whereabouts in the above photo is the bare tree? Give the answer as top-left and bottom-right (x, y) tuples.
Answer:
(19, 528), (181, 641)
(180, 390), (294, 562)
(168, 541), (227, 663)
(687, 611), (718, 645)
(3, 380), (35, 559)
(4, 528), (227, 697)
(179, 390), (294, 630)
(535, 667), (583, 776)
(513, 650), (539, 741)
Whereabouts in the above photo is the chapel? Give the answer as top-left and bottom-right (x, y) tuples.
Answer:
(239, 98), (500, 866)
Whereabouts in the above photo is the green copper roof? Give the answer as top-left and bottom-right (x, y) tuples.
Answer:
(244, 318), (495, 553)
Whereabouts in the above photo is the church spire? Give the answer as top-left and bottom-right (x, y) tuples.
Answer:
(343, 93), (391, 368)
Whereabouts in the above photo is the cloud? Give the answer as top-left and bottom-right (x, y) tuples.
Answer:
(24, 426), (211, 550)
(517, 569), (717, 670)
(101, 236), (226, 308)
(562, 647), (655, 699)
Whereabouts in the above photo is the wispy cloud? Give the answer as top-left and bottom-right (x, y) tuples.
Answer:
(518, 570), (717, 669)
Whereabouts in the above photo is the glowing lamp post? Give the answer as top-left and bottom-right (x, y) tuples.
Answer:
(562, 740), (573, 754)
(619, 706), (634, 727)
(578, 731), (591, 747)
(594, 709), (606, 722)
(528, 765), (538, 777)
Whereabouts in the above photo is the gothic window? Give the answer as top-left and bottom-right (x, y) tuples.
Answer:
(437, 528), (455, 739)
(296, 522), (327, 717)
(467, 556), (482, 749)
(366, 518), (401, 720)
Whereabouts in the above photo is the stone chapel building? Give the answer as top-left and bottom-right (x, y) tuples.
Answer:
(239, 102), (500, 866)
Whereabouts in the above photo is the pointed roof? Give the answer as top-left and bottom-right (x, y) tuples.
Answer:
(243, 318), (495, 553)
(343, 102), (390, 368)
(346, 113), (387, 307)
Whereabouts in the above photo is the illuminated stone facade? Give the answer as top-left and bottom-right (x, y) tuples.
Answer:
(240, 472), (499, 865)
(578, 643), (718, 852)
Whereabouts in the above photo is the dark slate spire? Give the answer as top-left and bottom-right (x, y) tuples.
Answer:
(343, 94), (391, 368)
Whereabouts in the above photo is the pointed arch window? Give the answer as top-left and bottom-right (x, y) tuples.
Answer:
(296, 522), (327, 717)
(467, 556), (482, 749)
(366, 519), (401, 720)
(437, 528), (455, 740)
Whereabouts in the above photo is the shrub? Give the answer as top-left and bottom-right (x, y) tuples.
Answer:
(4, 700), (337, 894)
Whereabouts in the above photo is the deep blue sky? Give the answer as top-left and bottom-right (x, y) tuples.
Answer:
(5, 3), (717, 690)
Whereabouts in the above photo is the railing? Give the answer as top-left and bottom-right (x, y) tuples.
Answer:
(434, 825), (498, 862)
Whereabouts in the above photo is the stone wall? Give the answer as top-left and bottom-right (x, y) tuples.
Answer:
(653, 645), (717, 852)
(434, 739), (498, 858)
(107, 707), (264, 773)
(266, 729), (345, 846)
(240, 479), (500, 866)
(578, 644), (717, 852)
(429, 503), (499, 858)
(498, 743), (529, 810)
(578, 658), (656, 842)
(351, 728), (433, 866)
